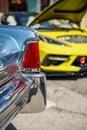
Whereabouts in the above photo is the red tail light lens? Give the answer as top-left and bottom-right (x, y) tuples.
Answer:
(80, 57), (86, 64)
(22, 42), (40, 69)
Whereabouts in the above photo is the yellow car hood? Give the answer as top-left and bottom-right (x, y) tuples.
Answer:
(29, 0), (87, 26)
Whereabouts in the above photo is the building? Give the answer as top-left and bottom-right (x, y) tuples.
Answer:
(0, 0), (55, 13)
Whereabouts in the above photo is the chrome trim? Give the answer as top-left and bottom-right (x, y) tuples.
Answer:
(0, 75), (30, 113)
(0, 72), (46, 129)
(0, 63), (20, 86)
(21, 72), (46, 113)
(21, 68), (41, 73)
(0, 60), (3, 68)
(0, 107), (20, 129)
(48, 56), (70, 61)
(22, 72), (45, 78)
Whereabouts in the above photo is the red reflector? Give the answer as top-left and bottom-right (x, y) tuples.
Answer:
(22, 42), (40, 69)
(80, 57), (86, 64)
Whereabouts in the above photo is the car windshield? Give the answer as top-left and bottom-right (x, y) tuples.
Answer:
(30, 19), (78, 30)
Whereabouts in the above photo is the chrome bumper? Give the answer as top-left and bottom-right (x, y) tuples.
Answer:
(22, 72), (47, 113)
(0, 72), (46, 129)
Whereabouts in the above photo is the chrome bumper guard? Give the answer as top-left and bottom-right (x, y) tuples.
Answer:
(22, 72), (46, 113)
(0, 72), (46, 129)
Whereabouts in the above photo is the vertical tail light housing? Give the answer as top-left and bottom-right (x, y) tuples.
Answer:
(21, 40), (40, 72)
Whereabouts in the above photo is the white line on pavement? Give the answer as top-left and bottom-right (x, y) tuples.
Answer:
(46, 100), (56, 109)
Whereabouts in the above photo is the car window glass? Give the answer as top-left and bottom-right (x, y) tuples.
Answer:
(0, 34), (19, 58)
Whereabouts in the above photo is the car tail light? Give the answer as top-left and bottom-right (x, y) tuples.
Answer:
(22, 41), (40, 71)
(80, 57), (86, 64)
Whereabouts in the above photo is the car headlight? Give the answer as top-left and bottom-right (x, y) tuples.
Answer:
(39, 35), (69, 46)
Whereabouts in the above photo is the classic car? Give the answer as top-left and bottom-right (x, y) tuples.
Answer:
(27, 0), (87, 76)
(0, 25), (46, 130)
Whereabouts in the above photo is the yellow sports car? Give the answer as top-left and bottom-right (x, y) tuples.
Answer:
(28, 0), (87, 76)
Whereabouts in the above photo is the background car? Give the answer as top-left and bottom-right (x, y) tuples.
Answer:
(1, 12), (37, 26)
(28, 0), (87, 76)
(0, 25), (46, 130)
